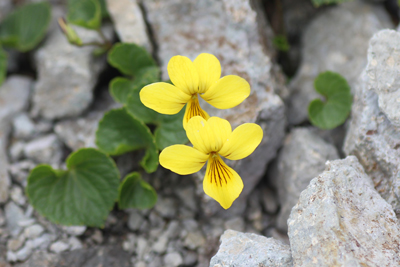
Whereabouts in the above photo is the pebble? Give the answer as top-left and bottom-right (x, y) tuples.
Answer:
(9, 141), (26, 162)
(12, 113), (36, 140)
(10, 186), (26, 206)
(154, 197), (177, 219)
(127, 210), (145, 231)
(31, 233), (54, 249)
(136, 237), (150, 261)
(5, 201), (26, 237)
(163, 252), (183, 267)
(91, 229), (103, 244)
(49, 240), (70, 254)
(7, 235), (26, 251)
(61, 225), (87, 236)
(68, 236), (83, 250)
(122, 233), (136, 252)
(151, 232), (169, 253)
(15, 240), (33, 261)
(23, 224), (44, 239)
(24, 134), (63, 165)
(183, 231), (206, 250)
(0, 208), (5, 226)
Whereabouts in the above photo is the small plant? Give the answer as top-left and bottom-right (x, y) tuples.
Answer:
(272, 35), (290, 52)
(308, 71), (352, 129)
(0, 2), (51, 85)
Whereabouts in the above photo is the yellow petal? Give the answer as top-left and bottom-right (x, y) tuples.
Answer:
(219, 123), (263, 160)
(193, 53), (221, 93)
(201, 75), (250, 109)
(168, 55), (199, 95)
(203, 154), (243, 209)
(160, 145), (208, 175)
(183, 97), (210, 129)
(186, 116), (231, 154)
(139, 82), (191, 115)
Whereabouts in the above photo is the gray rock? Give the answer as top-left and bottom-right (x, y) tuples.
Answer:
(0, 75), (32, 121)
(5, 201), (26, 237)
(183, 231), (206, 250)
(68, 236), (83, 251)
(12, 113), (36, 140)
(163, 252), (183, 267)
(49, 241), (70, 254)
(31, 234), (54, 250)
(10, 185), (26, 206)
(106, 0), (152, 51)
(0, 122), (10, 203)
(9, 141), (26, 162)
(287, 1), (393, 125)
(344, 37), (400, 213)
(7, 235), (26, 252)
(24, 134), (63, 165)
(142, 0), (286, 216)
(122, 233), (136, 252)
(151, 232), (169, 253)
(209, 230), (293, 267)
(54, 112), (102, 151)
(175, 185), (197, 211)
(56, 245), (131, 267)
(127, 210), (145, 231)
(288, 156), (400, 267)
(0, 207), (4, 226)
(136, 237), (150, 261)
(154, 196), (177, 219)
(261, 186), (279, 214)
(61, 226), (87, 236)
(270, 128), (339, 232)
(366, 30), (400, 127)
(32, 26), (109, 119)
(23, 224), (45, 239)
(14, 240), (33, 261)
(13, 251), (59, 267)
(9, 160), (35, 186)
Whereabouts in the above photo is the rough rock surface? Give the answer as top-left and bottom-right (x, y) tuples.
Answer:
(209, 230), (293, 267)
(366, 30), (400, 127)
(344, 31), (400, 214)
(143, 0), (286, 216)
(270, 128), (339, 232)
(288, 156), (400, 267)
(287, 1), (392, 125)
(106, 0), (152, 52)
(31, 26), (109, 120)
(0, 76), (32, 203)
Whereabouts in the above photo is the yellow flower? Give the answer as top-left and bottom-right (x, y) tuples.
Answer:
(139, 53), (250, 129)
(159, 116), (263, 209)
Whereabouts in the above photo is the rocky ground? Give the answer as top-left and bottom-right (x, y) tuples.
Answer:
(0, 0), (400, 266)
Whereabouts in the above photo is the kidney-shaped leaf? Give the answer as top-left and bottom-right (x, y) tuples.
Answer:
(26, 148), (120, 227)
(118, 172), (157, 209)
(0, 2), (51, 52)
(96, 108), (158, 173)
(67, 0), (101, 29)
(308, 71), (352, 129)
(108, 43), (156, 77)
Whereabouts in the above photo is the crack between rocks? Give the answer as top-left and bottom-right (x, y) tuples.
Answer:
(137, 0), (161, 68)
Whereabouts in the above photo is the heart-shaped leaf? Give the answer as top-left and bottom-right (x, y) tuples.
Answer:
(0, 48), (7, 86)
(118, 172), (157, 209)
(26, 148), (120, 227)
(0, 2), (51, 52)
(108, 43), (157, 77)
(308, 71), (352, 129)
(96, 108), (158, 173)
(67, 0), (101, 29)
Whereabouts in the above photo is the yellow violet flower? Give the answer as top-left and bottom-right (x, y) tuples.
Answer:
(159, 116), (263, 209)
(139, 53), (251, 128)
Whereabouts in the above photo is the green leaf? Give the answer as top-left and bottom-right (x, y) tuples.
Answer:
(155, 109), (188, 150)
(311, 0), (353, 7)
(109, 77), (134, 104)
(96, 108), (159, 173)
(98, 0), (109, 18)
(67, 0), (101, 29)
(308, 71), (352, 129)
(118, 172), (157, 209)
(26, 148), (119, 227)
(0, 48), (7, 86)
(108, 43), (156, 76)
(0, 2), (51, 52)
